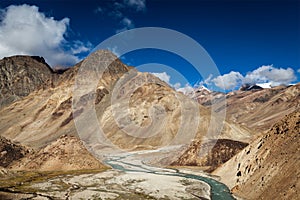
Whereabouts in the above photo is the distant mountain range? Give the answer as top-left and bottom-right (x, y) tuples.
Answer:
(190, 82), (300, 132)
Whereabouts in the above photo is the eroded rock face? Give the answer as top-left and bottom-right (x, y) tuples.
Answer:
(0, 136), (28, 168)
(213, 110), (300, 200)
(0, 51), (130, 149)
(10, 135), (105, 171)
(193, 83), (300, 133)
(172, 139), (248, 172)
(0, 56), (55, 107)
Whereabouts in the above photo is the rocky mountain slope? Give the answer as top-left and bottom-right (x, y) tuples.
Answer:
(0, 56), (55, 108)
(0, 136), (29, 168)
(0, 51), (299, 199)
(213, 109), (300, 199)
(194, 84), (300, 132)
(1, 134), (105, 171)
(11, 135), (105, 171)
(0, 51), (251, 154)
(172, 139), (248, 172)
(0, 51), (129, 149)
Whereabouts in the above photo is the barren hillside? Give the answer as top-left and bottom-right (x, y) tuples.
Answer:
(194, 84), (300, 133)
(213, 109), (300, 199)
(10, 135), (105, 171)
(0, 51), (250, 154)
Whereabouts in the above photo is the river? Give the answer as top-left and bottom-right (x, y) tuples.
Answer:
(104, 151), (235, 200)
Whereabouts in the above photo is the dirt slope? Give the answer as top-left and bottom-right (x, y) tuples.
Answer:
(0, 136), (28, 167)
(213, 110), (300, 199)
(195, 84), (300, 133)
(171, 139), (248, 172)
(0, 51), (251, 152)
(10, 135), (105, 171)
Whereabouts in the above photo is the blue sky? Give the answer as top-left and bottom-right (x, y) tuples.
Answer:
(0, 0), (299, 91)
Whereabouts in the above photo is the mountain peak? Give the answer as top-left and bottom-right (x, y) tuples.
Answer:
(239, 83), (263, 91)
(0, 55), (55, 107)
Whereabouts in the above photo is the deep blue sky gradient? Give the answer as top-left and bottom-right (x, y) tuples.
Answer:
(1, 0), (299, 86)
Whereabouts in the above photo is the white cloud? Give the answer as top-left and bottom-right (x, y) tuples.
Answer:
(71, 40), (92, 55)
(124, 0), (146, 12)
(256, 83), (272, 89)
(116, 17), (135, 33)
(212, 71), (243, 90)
(297, 69), (300, 73)
(243, 65), (296, 86)
(0, 4), (90, 66)
(151, 72), (171, 84)
(210, 65), (296, 90)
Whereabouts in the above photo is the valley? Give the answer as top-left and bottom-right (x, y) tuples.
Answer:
(0, 51), (299, 200)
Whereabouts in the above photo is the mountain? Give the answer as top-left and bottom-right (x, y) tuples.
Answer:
(213, 109), (300, 199)
(239, 83), (263, 91)
(0, 51), (128, 149)
(193, 84), (300, 133)
(0, 136), (29, 168)
(0, 51), (251, 170)
(11, 135), (105, 171)
(0, 56), (55, 108)
(0, 51), (299, 199)
(171, 139), (248, 172)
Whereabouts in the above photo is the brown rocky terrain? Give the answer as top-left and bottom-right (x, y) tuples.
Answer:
(0, 51), (129, 149)
(0, 136), (28, 168)
(195, 84), (300, 133)
(0, 51), (250, 153)
(213, 109), (300, 199)
(10, 135), (105, 171)
(0, 56), (55, 108)
(172, 139), (248, 172)
(0, 51), (253, 199)
(0, 51), (299, 199)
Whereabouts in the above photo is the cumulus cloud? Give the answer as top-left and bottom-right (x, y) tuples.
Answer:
(0, 4), (90, 66)
(210, 65), (297, 90)
(243, 65), (296, 86)
(212, 71), (243, 90)
(116, 17), (135, 33)
(297, 69), (300, 73)
(124, 0), (146, 12)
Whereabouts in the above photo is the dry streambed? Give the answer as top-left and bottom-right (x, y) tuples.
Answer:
(0, 169), (210, 200)
(0, 149), (235, 200)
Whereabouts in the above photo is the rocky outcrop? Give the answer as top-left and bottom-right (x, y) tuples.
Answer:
(0, 56), (56, 107)
(172, 139), (248, 172)
(239, 83), (263, 91)
(10, 135), (105, 171)
(213, 109), (300, 199)
(0, 136), (29, 167)
(0, 51), (130, 149)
